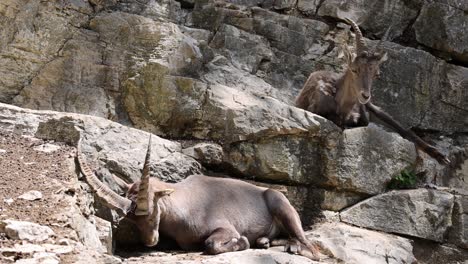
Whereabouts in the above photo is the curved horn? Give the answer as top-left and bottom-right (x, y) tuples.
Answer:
(375, 24), (393, 52)
(77, 140), (133, 216)
(135, 135), (152, 216)
(344, 18), (367, 55)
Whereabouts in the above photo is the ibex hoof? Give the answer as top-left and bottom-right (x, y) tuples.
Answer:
(256, 237), (270, 249)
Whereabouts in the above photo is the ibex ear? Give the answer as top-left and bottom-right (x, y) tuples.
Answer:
(112, 175), (131, 192)
(156, 188), (174, 197)
(379, 52), (388, 64)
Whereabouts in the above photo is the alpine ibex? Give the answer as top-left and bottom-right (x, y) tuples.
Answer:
(296, 18), (449, 164)
(77, 137), (322, 260)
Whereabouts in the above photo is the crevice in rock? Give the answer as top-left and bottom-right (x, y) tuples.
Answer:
(174, 0), (195, 9)
(416, 44), (468, 68)
(392, 4), (421, 49)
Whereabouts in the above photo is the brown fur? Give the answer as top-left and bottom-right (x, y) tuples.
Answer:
(295, 23), (449, 164)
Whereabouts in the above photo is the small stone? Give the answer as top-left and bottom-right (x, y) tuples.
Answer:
(43, 244), (73, 254)
(15, 252), (59, 264)
(57, 238), (71, 246)
(182, 143), (224, 165)
(0, 149), (6, 155)
(18, 190), (43, 201)
(1, 220), (55, 242)
(0, 243), (46, 257)
(33, 143), (61, 153)
(4, 198), (14, 205)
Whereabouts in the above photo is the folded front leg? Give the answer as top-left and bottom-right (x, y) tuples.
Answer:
(204, 227), (250, 255)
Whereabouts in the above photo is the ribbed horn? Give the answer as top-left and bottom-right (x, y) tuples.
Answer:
(375, 23), (393, 52)
(344, 18), (367, 55)
(135, 135), (152, 216)
(77, 139), (133, 216)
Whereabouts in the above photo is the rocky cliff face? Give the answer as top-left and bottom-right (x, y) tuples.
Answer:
(0, 0), (467, 263)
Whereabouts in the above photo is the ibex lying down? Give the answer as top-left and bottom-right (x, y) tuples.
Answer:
(77, 137), (322, 260)
(296, 18), (449, 164)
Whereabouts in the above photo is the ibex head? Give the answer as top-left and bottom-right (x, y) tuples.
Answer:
(77, 136), (173, 247)
(343, 18), (388, 104)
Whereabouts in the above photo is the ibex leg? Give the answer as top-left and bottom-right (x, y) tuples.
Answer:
(366, 102), (449, 164)
(204, 227), (249, 255)
(263, 189), (321, 260)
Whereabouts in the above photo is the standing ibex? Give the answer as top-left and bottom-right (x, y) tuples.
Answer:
(77, 137), (323, 260)
(296, 18), (449, 164)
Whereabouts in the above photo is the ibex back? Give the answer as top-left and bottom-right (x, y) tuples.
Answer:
(296, 18), (449, 164)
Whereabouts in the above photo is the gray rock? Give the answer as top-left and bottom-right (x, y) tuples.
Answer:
(372, 41), (468, 133)
(0, 243), (46, 256)
(182, 143), (224, 166)
(15, 253), (60, 264)
(0, 103), (196, 186)
(448, 195), (468, 249)
(42, 244), (73, 255)
(308, 222), (416, 264)
(0, 0), (92, 103)
(68, 205), (111, 253)
(225, 134), (324, 184)
(272, 0), (297, 10)
(122, 249), (322, 264)
(297, 0), (321, 15)
(151, 152), (202, 182)
(341, 189), (454, 242)
(414, 2), (468, 63)
(413, 241), (468, 264)
(94, 217), (113, 254)
(226, 123), (415, 194)
(317, 0), (421, 39)
(317, 190), (364, 211)
(0, 220), (55, 242)
(13, 31), (113, 118)
(18, 190), (43, 201)
(324, 124), (417, 194)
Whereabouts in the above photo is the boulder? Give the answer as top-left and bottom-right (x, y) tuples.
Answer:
(372, 41), (468, 133)
(317, 0), (421, 39)
(122, 248), (322, 264)
(226, 123), (416, 194)
(308, 222), (416, 264)
(0, 243), (46, 257)
(182, 143), (224, 166)
(341, 189), (454, 242)
(448, 194), (468, 249)
(414, 1), (468, 63)
(323, 124), (417, 194)
(0, 103), (197, 186)
(297, 0), (321, 15)
(0, 220), (55, 242)
(0, 0), (92, 103)
(413, 241), (468, 264)
(316, 190), (364, 211)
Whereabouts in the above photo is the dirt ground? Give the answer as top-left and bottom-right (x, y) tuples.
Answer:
(0, 132), (78, 260)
